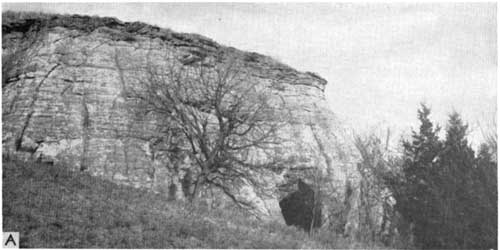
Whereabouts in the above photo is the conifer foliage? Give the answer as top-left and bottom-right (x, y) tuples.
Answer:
(388, 104), (497, 249)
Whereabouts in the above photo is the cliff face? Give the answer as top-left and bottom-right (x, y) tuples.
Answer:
(2, 12), (362, 233)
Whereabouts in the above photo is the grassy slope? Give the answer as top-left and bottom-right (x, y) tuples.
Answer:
(2, 159), (354, 248)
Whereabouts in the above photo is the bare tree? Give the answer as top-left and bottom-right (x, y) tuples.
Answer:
(353, 131), (402, 246)
(478, 112), (497, 161)
(127, 50), (286, 205)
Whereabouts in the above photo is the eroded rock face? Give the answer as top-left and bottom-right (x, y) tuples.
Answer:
(2, 13), (362, 232)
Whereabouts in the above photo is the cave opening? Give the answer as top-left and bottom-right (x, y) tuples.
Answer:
(279, 179), (322, 232)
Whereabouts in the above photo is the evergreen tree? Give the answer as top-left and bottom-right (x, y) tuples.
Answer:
(397, 104), (443, 248)
(390, 107), (497, 249)
(468, 143), (497, 248)
(436, 112), (476, 248)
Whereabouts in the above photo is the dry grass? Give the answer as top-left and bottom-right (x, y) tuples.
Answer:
(2, 159), (369, 248)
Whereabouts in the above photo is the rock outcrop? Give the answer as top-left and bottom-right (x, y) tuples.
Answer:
(2, 12), (365, 235)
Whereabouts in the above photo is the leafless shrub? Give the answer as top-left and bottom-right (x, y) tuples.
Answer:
(353, 130), (406, 247)
(478, 112), (497, 160)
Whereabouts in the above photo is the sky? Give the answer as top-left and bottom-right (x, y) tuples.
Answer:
(3, 2), (497, 148)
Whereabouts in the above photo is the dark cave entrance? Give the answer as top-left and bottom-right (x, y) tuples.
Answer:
(279, 179), (322, 232)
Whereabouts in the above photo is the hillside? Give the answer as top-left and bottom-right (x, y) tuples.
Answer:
(3, 158), (375, 248)
(2, 10), (362, 234)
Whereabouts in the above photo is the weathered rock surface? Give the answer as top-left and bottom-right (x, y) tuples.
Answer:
(2, 12), (364, 234)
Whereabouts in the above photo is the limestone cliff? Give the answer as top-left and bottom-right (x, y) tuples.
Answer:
(2, 12), (364, 235)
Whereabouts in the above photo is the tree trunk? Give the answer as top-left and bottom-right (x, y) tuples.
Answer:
(190, 175), (205, 202)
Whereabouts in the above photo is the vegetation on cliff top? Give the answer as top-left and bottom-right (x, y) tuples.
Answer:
(2, 10), (214, 46)
(2, 11), (327, 85)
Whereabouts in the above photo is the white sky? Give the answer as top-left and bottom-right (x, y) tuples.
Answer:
(3, 2), (497, 148)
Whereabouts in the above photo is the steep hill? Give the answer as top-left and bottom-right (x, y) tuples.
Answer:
(4, 158), (358, 248)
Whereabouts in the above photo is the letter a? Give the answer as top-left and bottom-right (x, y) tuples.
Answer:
(4, 234), (16, 247)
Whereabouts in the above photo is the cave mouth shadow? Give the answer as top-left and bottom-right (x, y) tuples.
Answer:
(279, 179), (322, 232)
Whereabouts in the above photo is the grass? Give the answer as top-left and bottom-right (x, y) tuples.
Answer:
(2, 159), (359, 248)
